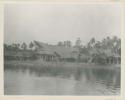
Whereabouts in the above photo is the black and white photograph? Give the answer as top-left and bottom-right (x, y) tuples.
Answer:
(4, 3), (122, 95)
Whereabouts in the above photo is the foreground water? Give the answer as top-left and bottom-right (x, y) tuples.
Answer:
(4, 65), (120, 95)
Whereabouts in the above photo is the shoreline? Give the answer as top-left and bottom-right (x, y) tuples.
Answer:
(4, 60), (121, 70)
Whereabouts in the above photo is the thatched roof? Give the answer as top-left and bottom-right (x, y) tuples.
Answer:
(34, 41), (79, 58)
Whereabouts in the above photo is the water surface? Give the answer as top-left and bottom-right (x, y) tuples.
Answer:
(4, 65), (120, 95)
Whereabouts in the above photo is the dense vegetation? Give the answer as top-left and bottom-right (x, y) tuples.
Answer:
(4, 36), (121, 64)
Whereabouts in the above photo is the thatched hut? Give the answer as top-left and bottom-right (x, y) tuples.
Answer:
(33, 41), (79, 62)
(4, 50), (35, 61)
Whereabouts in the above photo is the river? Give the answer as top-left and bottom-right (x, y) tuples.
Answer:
(4, 65), (120, 95)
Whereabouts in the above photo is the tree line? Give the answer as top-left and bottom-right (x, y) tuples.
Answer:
(4, 36), (121, 64)
(4, 36), (121, 56)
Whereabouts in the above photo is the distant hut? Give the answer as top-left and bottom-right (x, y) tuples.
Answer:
(4, 50), (35, 61)
(33, 41), (79, 62)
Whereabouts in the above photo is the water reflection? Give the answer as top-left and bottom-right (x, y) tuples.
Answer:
(4, 66), (120, 95)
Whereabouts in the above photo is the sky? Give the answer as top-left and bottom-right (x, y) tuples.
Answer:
(4, 3), (122, 45)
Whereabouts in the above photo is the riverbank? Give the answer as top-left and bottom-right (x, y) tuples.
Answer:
(4, 60), (120, 70)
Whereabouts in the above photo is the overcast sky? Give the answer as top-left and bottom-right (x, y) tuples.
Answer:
(4, 3), (122, 45)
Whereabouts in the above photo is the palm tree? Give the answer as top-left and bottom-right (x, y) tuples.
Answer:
(4, 44), (8, 50)
(101, 38), (107, 49)
(57, 41), (63, 46)
(114, 38), (121, 55)
(67, 41), (72, 47)
(75, 38), (82, 48)
(106, 36), (113, 49)
(89, 38), (96, 47)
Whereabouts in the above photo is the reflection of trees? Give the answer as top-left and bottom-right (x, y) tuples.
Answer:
(91, 69), (120, 89)
(73, 68), (83, 81)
